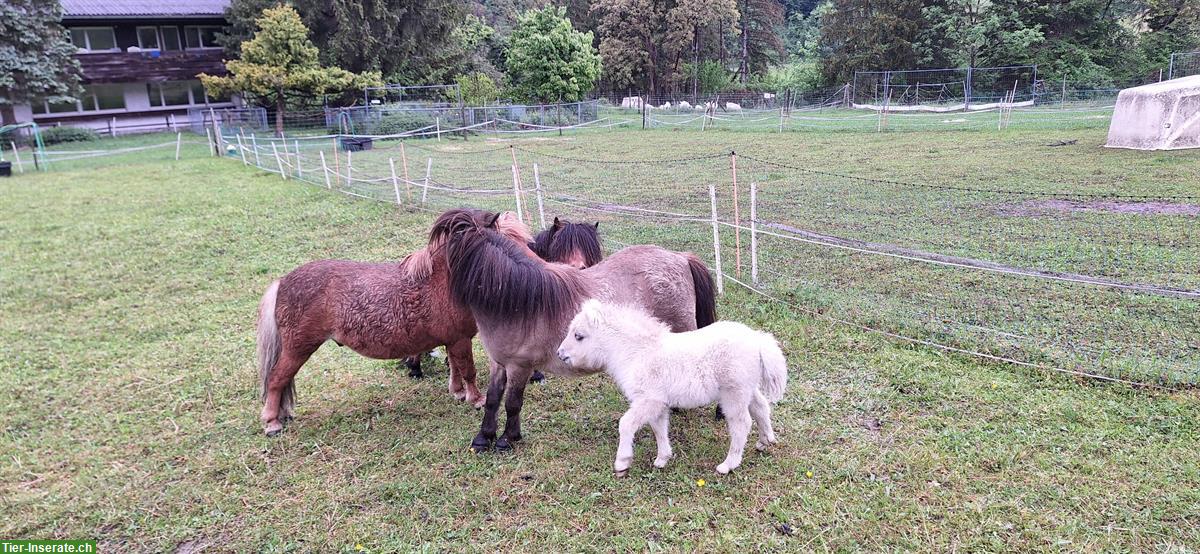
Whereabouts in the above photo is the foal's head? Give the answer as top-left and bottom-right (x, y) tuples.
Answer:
(530, 217), (602, 269)
(556, 299), (666, 372)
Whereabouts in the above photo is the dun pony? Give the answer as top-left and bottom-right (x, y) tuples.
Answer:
(255, 209), (531, 436)
(408, 216), (605, 381)
(556, 300), (787, 475)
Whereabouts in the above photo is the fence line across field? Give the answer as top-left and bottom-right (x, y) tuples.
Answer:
(216, 135), (1199, 387)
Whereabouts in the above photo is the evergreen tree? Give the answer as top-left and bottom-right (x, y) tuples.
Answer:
(817, 0), (924, 85)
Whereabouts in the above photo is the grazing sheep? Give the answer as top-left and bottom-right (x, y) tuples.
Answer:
(660, 102), (671, 110)
(725, 102), (742, 111)
(678, 101), (692, 110)
(556, 300), (787, 476)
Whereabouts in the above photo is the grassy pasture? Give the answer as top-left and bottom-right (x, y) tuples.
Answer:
(1, 127), (1198, 552)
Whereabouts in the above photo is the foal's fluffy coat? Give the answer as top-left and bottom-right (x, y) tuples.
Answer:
(557, 300), (787, 475)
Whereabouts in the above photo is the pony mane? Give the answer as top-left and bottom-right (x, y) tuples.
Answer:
(430, 209), (589, 322)
(547, 221), (603, 267)
(408, 208), (532, 281)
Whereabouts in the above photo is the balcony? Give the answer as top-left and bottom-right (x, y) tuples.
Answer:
(76, 49), (228, 84)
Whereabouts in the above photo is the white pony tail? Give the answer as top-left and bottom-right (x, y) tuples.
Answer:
(257, 281), (287, 412)
(758, 336), (788, 403)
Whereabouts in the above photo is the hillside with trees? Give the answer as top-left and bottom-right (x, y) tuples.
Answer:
(220, 0), (1200, 101)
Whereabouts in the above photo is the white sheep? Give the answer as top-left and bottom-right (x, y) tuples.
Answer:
(725, 102), (742, 111)
(556, 299), (788, 476)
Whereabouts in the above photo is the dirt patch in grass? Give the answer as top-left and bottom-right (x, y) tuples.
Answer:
(999, 199), (1200, 217)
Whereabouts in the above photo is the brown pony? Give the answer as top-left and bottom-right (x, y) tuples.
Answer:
(255, 209), (532, 436)
(429, 209), (718, 452)
(403, 216), (604, 381)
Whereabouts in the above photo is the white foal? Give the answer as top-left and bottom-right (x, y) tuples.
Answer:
(557, 299), (788, 475)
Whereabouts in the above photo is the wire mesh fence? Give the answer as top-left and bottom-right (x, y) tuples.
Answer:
(218, 129), (1200, 388)
(1169, 51), (1200, 79)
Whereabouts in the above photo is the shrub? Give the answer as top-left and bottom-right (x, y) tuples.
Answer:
(39, 125), (100, 145)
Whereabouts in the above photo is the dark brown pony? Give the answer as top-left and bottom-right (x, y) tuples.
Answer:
(404, 216), (604, 380)
(255, 209), (532, 436)
(429, 209), (717, 452)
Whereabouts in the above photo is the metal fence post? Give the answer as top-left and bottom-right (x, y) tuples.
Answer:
(750, 181), (759, 286)
(389, 157), (402, 206)
(708, 183), (724, 295)
(422, 157), (431, 204)
(251, 134), (261, 166)
(272, 143), (286, 180)
(511, 164), (525, 222)
(533, 162), (547, 231)
(319, 150), (332, 189)
(294, 140), (302, 179)
(730, 151), (742, 277)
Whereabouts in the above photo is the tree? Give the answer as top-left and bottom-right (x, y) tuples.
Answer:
(221, 0), (467, 84)
(817, 0), (924, 85)
(199, 5), (382, 136)
(456, 71), (501, 105)
(0, 0), (82, 125)
(737, 0), (786, 85)
(505, 6), (601, 102)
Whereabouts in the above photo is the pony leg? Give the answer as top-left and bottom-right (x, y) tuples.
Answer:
(614, 400), (661, 476)
(446, 339), (483, 407)
(260, 348), (315, 437)
(404, 355), (422, 379)
(749, 390), (777, 450)
(648, 408), (673, 469)
(496, 365), (534, 451)
(470, 361), (507, 453)
(716, 403), (752, 474)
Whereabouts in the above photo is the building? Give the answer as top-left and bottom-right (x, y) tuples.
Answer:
(13, 0), (236, 135)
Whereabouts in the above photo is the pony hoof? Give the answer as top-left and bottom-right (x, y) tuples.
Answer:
(530, 371), (545, 383)
(470, 436), (493, 453)
(495, 437), (513, 452)
(614, 469), (629, 478)
(264, 422), (283, 437)
(653, 458), (671, 469)
(716, 464), (731, 475)
(408, 370), (424, 379)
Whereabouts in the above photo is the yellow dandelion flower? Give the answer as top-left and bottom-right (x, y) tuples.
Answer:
(356, 544), (364, 551)
(696, 479), (706, 487)
(805, 470), (813, 478)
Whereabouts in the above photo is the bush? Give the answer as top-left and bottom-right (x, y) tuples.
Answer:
(372, 111), (437, 135)
(39, 126), (100, 145)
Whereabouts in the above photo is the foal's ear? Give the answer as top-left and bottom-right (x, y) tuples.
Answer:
(485, 212), (501, 229)
(580, 299), (604, 326)
(593, 221), (600, 230)
(553, 217), (563, 229)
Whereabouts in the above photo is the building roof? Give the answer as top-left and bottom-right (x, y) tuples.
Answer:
(61, 0), (230, 18)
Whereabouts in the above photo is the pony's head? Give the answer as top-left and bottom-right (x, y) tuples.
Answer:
(530, 217), (602, 269)
(556, 299), (666, 372)
(429, 207), (588, 322)
(407, 209), (531, 281)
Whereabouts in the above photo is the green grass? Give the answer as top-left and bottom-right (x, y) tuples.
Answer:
(1, 129), (1198, 552)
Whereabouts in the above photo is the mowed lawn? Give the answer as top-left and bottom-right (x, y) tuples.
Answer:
(1, 130), (1198, 552)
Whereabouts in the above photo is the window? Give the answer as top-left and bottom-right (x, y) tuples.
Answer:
(136, 27), (159, 49)
(69, 27), (117, 51)
(137, 26), (182, 51)
(147, 80), (214, 107)
(30, 85), (126, 115)
(161, 27), (181, 51)
(184, 26), (221, 49)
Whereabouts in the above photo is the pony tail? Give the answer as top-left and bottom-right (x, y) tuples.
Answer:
(257, 280), (284, 408)
(686, 254), (718, 327)
(758, 337), (788, 403)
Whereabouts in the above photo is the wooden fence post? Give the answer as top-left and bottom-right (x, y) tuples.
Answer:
(251, 134), (261, 166)
(511, 164), (525, 222)
(10, 142), (24, 173)
(294, 140), (302, 179)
